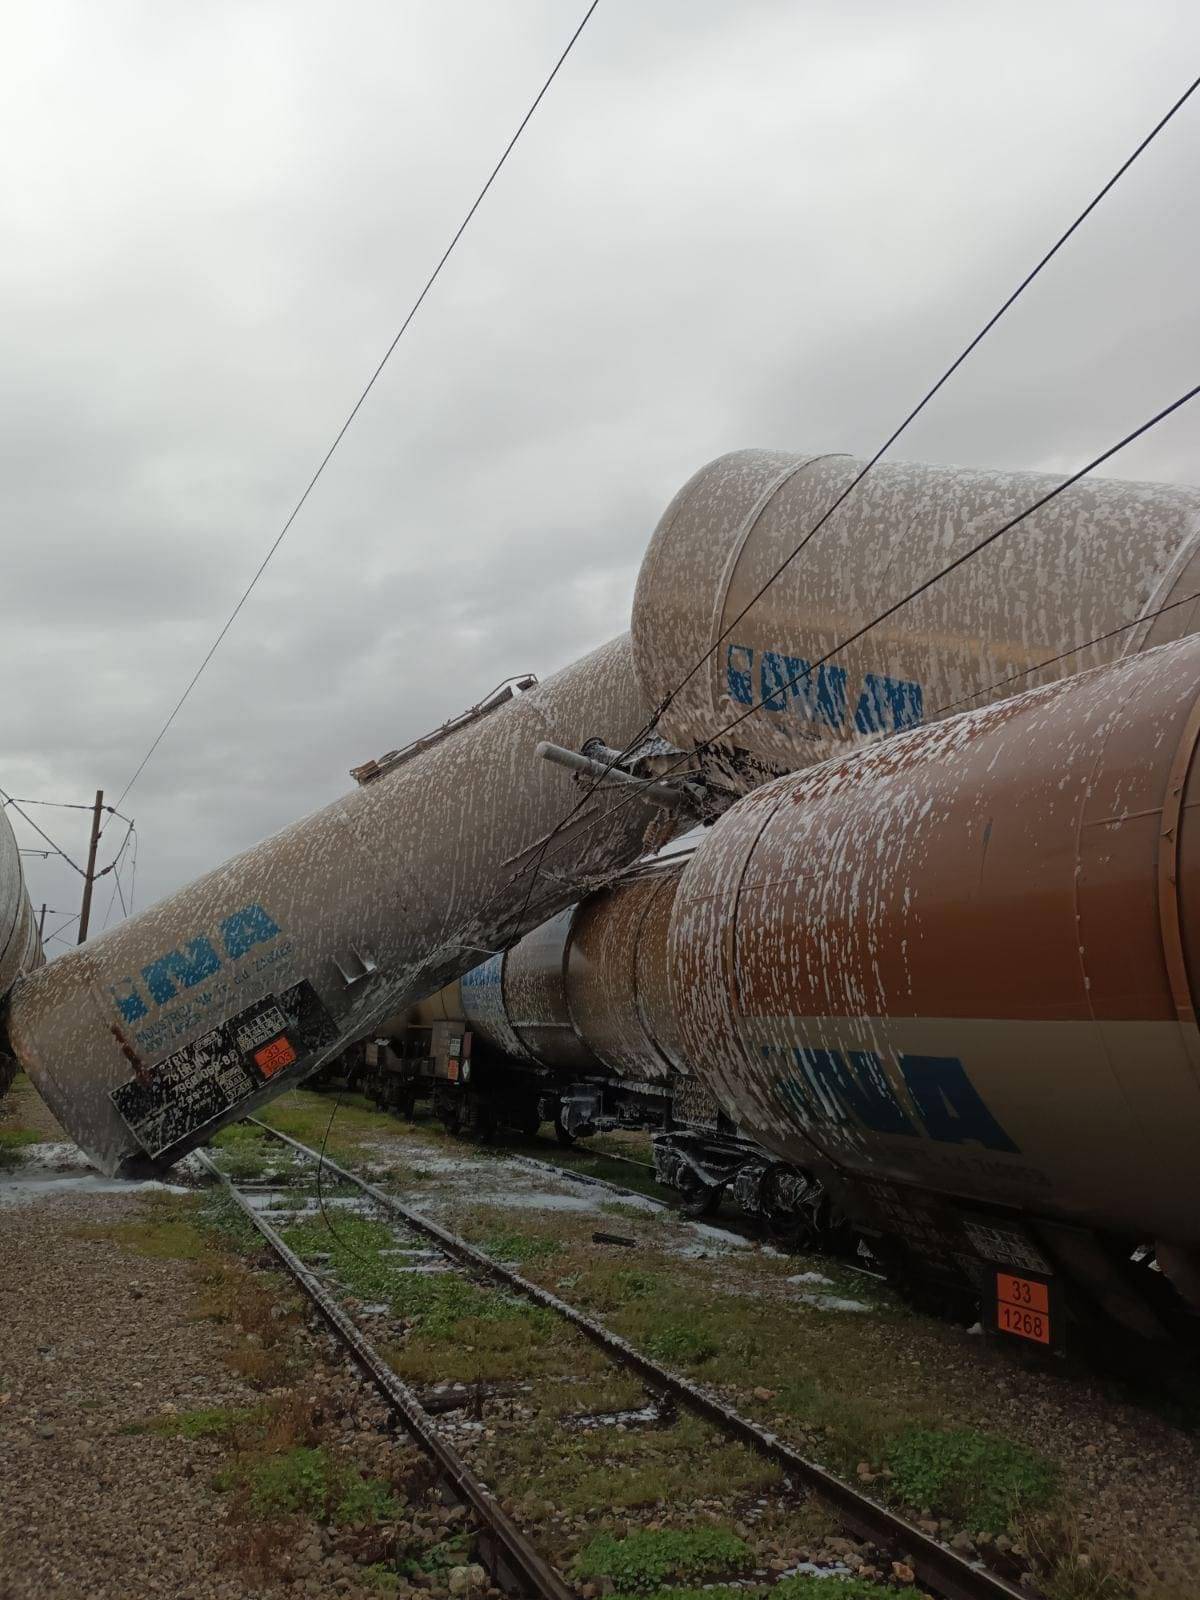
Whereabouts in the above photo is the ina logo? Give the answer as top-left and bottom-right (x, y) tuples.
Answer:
(109, 904), (282, 1024)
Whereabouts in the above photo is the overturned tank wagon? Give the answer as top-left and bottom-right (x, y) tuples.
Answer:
(4, 637), (676, 1174)
(632, 449), (1200, 791)
(0, 807), (44, 1096)
(671, 631), (1200, 1345)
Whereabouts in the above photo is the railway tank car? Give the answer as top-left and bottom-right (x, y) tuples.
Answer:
(670, 630), (1200, 1346)
(357, 867), (682, 1134)
(631, 448), (1200, 792)
(0, 807), (44, 1097)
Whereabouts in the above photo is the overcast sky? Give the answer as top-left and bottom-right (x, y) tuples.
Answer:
(3, 0), (1198, 951)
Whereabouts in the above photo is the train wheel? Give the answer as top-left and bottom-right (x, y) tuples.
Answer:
(678, 1170), (723, 1218)
(554, 1112), (575, 1148)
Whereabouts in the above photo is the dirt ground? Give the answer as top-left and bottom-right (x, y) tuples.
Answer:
(0, 1080), (494, 1600)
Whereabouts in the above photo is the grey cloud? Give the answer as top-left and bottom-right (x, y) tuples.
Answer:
(3, 0), (1198, 929)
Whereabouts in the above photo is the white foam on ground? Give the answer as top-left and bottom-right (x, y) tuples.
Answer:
(793, 1291), (872, 1313)
(0, 1172), (192, 1209)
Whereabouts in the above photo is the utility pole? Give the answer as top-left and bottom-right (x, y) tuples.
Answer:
(76, 789), (105, 945)
(37, 904), (46, 939)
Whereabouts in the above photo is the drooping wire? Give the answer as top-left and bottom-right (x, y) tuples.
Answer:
(114, 0), (601, 812)
(40, 913), (80, 947)
(2, 797), (104, 811)
(313, 1094), (381, 1271)
(100, 822), (137, 931)
(489, 69), (1200, 928)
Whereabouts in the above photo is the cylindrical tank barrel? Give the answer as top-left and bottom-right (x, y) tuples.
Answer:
(453, 863), (686, 1085)
(0, 809), (42, 1006)
(566, 870), (684, 1084)
(0, 809), (42, 1095)
(6, 634), (663, 1173)
(670, 632), (1200, 1245)
(632, 450), (1200, 783)
(495, 907), (598, 1073)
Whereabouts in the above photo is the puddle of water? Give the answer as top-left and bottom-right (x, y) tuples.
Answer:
(780, 1562), (853, 1580)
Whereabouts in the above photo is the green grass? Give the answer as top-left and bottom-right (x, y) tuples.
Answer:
(218, 1445), (402, 1526)
(574, 1528), (751, 1591)
(257, 1090), (389, 1167)
(280, 1210), (546, 1337)
(480, 1228), (562, 1264)
(125, 1404), (259, 1440)
(886, 1425), (1057, 1533)
(644, 1323), (720, 1364)
(0, 1127), (42, 1167)
(76, 1192), (214, 1260)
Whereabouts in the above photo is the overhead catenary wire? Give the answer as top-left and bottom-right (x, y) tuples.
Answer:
(926, 585), (1200, 720)
(100, 823), (137, 931)
(113, 0), (601, 812)
(0, 789), (86, 875)
(494, 68), (1200, 927)
(43, 913), (80, 947)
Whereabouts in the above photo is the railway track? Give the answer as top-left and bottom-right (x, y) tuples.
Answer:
(204, 1119), (1032, 1600)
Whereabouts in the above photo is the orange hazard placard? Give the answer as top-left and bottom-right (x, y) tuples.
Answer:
(253, 1036), (297, 1077)
(995, 1272), (1052, 1345)
(996, 1273), (1049, 1314)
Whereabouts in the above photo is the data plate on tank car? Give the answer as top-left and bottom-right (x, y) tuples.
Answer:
(110, 981), (337, 1159)
(993, 1270), (1055, 1347)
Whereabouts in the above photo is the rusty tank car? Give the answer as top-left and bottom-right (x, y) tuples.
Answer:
(668, 631), (1200, 1346)
(362, 633), (1200, 1347)
(8, 447), (1200, 1212)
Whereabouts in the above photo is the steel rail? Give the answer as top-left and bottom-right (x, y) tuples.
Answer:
(247, 1120), (1032, 1600)
(195, 1149), (578, 1600)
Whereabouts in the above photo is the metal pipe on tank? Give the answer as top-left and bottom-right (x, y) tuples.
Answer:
(5, 634), (669, 1173)
(631, 450), (1200, 787)
(669, 632), (1200, 1246)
